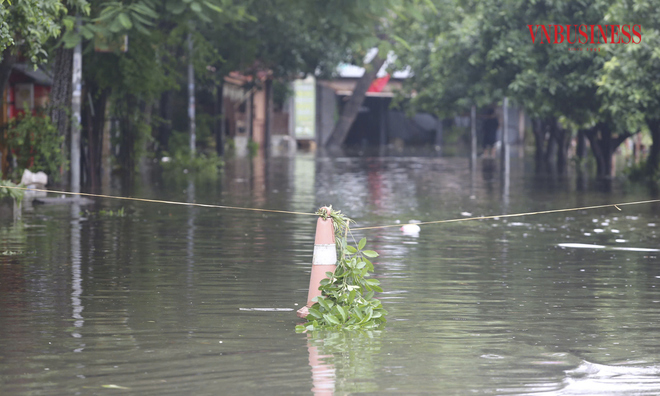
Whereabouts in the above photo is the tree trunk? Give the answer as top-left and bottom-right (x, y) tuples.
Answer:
(554, 122), (570, 174)
(544, 117), (557, 169)
(187, 32), (195, 156)
(158, 90), (173, 153)
(576, 129), (588, 161)
(325, 54), (386, 147)
(118, 94), (137, 172)
(215, 80), (224, 156)
(0, 48), (16, 111)
(264, 78), (273, 154)
(49, 47), (73, 138)
(584, 124), (607, 177)
(84, 83), (109, 190)
(532, 118), (546, 172)
(646, 117), (660, 173)
(0, 48), (16, 179)
(584, 122), (631, 178)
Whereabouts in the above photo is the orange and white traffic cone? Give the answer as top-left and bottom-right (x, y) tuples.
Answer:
(297, 207), (337, 319)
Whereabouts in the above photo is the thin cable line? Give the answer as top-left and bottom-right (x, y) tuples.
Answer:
(1, 185), (317, 216)
(351, 199), (660, 231)
(3, 185), (658, 229)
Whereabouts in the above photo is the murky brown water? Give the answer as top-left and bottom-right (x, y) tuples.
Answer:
(1, 152), (659, 395)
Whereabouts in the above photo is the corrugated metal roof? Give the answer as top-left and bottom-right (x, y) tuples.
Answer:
(12, 64), (53, 85)
(335, 49), (412, 79)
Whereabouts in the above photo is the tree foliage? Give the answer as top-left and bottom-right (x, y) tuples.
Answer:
(5, 0), (659, 180)
(0, 0), (64, 62)
(394, 0), (660, 177)
(4, 109), (67, 180)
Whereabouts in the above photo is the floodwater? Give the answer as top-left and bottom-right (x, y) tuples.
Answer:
(1, 151), (659, 395)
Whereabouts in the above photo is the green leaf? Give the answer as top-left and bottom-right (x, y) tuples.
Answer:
(356, 261), (366, 270)
(307, 307), (322, 319)
(203, 1), (223, 13)
(109, 19), (124, 33)
(134, 23), (151, 35)
(336, 305), (347, 322)
(62, 17), (75, 31)
(133, 3), (159, 18)
(130, 12), (154, 27)
(316, 297), (330, 311)
(348, 257), (357, 268)
(191, 2), (202, 13)
(362, 250), (379, 258)
(365, 278), (380, 286)
(167, 1), (187, 14)
(363, 258), (374, 272)
(345, 245), (357, 254)
(117, 13), (132, 29)
(80, 27), (94, 40)
(392, 34), (412, 51)
(323, 313), (340, 325)
(422, 0), (438, 13)
(364, 307), (373, 322)
(358, 237), (366, 250)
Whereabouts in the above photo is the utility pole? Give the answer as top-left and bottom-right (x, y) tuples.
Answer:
(501, 97), (509, 171)
(188, 31), (196, 156)
(470, 105), (477, 170)
(71, 19), (82, 193)
(501, 97), (510, 208)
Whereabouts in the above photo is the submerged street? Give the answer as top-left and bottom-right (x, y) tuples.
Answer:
(1, 152), (659, 395)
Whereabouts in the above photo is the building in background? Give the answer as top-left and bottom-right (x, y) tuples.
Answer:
(0, 64), (53, 176)
(222, 71), (294, 156)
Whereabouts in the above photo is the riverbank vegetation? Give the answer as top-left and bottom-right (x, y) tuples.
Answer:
(0, 0), (658, 184)
(391, 0), (660, 180)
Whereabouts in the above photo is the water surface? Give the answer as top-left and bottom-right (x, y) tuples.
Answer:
(1, 153), (659, 395)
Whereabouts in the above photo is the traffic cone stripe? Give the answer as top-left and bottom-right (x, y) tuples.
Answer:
(312, 244), (337, 265)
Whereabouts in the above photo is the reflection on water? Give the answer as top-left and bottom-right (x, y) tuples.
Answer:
(0, 152), (659, 395)
(307, 340), (335, 395)
(70, 202), (84, 349)
(306, 330), (383, 395)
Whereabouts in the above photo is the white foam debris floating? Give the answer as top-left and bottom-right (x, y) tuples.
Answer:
(558, 243), (659, 252)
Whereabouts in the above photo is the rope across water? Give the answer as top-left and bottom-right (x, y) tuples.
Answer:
(352, 200), (660, 230)
(2, 185), (317, 216)
(3, 185), (659, 230)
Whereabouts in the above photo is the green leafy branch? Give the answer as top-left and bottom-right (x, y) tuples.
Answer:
(296, 207), (388, 332)
(0, 180), (25, 203)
